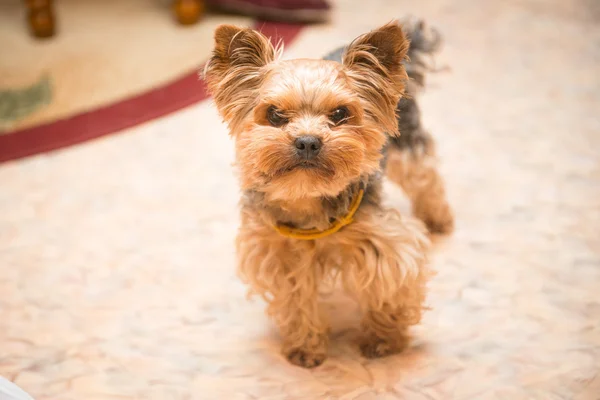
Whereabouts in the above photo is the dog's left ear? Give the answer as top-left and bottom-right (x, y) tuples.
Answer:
(343, 22), (409, 134)
(204, 25), (277, 133)
(343, 21), (408, 79)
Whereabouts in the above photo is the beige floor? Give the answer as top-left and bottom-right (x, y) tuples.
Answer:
(1, 0), (600, 399)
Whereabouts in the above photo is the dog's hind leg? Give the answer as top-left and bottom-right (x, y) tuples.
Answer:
(386, 137), (454, 234)
(386, 97), (454, 234)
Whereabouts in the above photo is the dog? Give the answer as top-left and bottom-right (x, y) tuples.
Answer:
(204, 20), (453, 368)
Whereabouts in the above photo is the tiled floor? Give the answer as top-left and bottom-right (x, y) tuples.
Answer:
(1, 0), (599, 399)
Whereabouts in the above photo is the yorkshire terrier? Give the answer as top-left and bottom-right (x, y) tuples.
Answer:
(204, 19), (453, 368)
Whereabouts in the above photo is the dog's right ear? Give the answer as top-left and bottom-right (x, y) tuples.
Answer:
(204, 25), (277, 133)
(210, 25), (276, 71)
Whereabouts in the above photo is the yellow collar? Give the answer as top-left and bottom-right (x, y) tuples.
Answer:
(273, 188), (365, 240)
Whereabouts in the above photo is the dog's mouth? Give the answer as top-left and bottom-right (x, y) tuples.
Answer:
(296, 161), (320, 170)
(281, 160), (315, 172)
(273, 160), (332, 177)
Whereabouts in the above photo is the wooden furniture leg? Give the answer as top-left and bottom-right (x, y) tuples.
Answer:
(173, 0), (204, 25)
(25, 0), (55, 38)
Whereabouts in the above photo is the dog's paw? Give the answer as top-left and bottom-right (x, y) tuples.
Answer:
(422, 205), (454, 234)
(360, 336), (408, 359)
(425, 216), (454, 234)
(360, 339), (395, 359)
(286, 349), (326, 368)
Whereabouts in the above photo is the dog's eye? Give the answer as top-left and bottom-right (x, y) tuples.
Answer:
(266, 106), (288, 127)
(330, 107), (349, 125)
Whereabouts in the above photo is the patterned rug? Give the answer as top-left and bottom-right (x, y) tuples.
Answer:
(0, 0), (303, 162)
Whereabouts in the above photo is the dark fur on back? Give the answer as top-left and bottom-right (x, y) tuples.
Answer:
(323, 18), (442, 155)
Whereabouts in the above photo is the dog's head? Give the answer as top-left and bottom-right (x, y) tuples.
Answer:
(205, 23), (408, 201)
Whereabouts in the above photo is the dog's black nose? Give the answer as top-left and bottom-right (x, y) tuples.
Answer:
(294, 135), (322, 160)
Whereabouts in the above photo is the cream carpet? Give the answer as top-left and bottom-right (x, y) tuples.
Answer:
(1, 0), (600, 399)
(0, 0), (251, 131)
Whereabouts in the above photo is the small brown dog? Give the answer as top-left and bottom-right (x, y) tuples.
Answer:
(205, 20), (453, 368)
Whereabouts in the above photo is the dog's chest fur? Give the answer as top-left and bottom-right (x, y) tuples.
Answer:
(244, 174), (383, 231)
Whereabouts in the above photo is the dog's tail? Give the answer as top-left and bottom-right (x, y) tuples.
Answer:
(390, 18), (443, 151)
(401, 17), (443, 88)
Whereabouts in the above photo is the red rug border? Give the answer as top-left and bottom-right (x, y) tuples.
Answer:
(0, 22), (304, 164)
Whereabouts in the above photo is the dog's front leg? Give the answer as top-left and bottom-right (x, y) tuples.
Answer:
(337, 209), (431, 358)
(237, 227), (329, 368)
(275, 282), (329, 369)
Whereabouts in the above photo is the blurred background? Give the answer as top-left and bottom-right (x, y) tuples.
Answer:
(1, 0), (599, 399)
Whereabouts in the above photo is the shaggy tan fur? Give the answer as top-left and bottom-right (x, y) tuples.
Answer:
(204, 21), (451, 368)
(236, 203), (430, 366)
